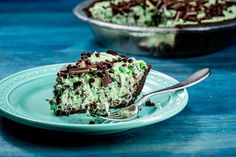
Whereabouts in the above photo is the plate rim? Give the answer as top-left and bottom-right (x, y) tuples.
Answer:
(0, 63), (188, 132)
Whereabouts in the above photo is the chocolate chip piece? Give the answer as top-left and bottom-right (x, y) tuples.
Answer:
(145, 99), (155, 106)
(89, 78), (95, 84)
(106, 50), (118, 55)
(106, 63), (113, 69)
(89, 121), (96, 124)
(122, 64), (127, 67)
(53, 89), (58, 95)
(73, 81), (82, 89)
(109, 69), (114, 73)
(56, 77), (62, 83)
(81, 52), (86, 56)
(67, 64), (72, 70)
(87, 52), (92, 57)
(95, 53), (100, 57)
(120, 101), (127, 107)
(128, 58), (133, 63)
(90, 103), (97, 109)
(64, 85), (70, 88)
(85, 59), (91, 65)
(123, 58), (128, 63)
(118, 57), (123, 62)
(112, 58), (117, 63)
(80, 93), (86, 97)
(97, 72), (103, 77)
(81, 55), (87, 60)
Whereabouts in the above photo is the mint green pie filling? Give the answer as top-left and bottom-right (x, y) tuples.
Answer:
(51, 52), (149, 116)
(89, 0), (236, 27)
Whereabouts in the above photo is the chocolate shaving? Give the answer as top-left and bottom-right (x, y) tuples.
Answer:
(60, 65), (68, 72)
(69, 66), (98, 74)
(106, 50), (118, 56)
(103, 72), (112, 87)
(118, 74), (122, 87)
(96, 62), (103, 70)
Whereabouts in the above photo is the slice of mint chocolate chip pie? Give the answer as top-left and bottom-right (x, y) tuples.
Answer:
(49, 51), (151, 116)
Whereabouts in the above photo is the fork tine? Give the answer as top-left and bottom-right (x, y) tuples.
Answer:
(109, 111), (120, 116)
(109, 114), (123, 118)
(109, 113), (120, 117)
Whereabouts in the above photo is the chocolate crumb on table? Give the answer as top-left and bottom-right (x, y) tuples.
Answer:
(145, 99), (155, 106)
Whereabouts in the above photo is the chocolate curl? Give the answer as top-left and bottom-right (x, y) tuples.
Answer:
(103, 72), (112, 87)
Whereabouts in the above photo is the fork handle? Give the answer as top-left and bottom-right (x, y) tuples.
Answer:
(136, 68), (211, 107)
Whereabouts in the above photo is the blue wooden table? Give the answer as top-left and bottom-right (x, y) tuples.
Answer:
(0, 0), (236, 156)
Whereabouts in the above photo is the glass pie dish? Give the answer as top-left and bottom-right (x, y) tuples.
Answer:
(73, 0), (236, 58)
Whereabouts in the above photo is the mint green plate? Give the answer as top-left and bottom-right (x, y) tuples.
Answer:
(0, 64), (188, 134)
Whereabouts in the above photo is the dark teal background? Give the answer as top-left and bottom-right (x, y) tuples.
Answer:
(0, 0), (235, 156)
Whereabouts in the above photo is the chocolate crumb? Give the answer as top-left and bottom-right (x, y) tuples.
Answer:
(123, 58), (128, 63)
(97, 72), (103, 77)
(87, 52), (92, 57)
(102, 64), (107, 72)
(81, 52), (86, 56)
(73, 81), (82, 89)
(81, 55), (87, 60)
(145, 99), (155, 106)
(95, 52), (100, 57)
(122, 64), (127, 67)
(85, 59), (91, 65)
(118, 57), (123, 62)
(56, 77), (62, 83)
(109, 69), (114, 73)
(67, 64), (72, 70)
(89, 78), (95, 84)
(90, 103), (97, 109)
(106, 62), (113, 69)
(106, 50), (118, 55)
(112, 58), (117, 63)
(128, 58), (133, 63)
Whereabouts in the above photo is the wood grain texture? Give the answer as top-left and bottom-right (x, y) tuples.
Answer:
(0, 0), (236, 156)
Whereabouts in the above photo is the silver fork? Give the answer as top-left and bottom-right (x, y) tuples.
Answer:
(99, 68), (211, 122)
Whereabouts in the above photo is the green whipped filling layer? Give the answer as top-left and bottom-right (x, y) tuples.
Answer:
(88, 0), (236, 27)
(50, 52), (149, 116)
